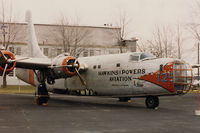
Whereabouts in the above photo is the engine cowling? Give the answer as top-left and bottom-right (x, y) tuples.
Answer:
(51, 54), (80, 78)
(62, 56), (80, 76)
(0, 51), (16, 75)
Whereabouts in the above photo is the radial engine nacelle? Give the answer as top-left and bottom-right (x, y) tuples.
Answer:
(50, 54), (80, 79)
(0, 51), (16, 76)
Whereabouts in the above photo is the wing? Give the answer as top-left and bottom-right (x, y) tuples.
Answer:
(15, 56), (88, 72)
(15, 56), (88, 86)
(15, 56), (51, 69)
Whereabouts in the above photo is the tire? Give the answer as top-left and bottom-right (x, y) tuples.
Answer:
(145, 96), (159, 109)
(35, 84), (49, 105)
(35, 96), (49, 105)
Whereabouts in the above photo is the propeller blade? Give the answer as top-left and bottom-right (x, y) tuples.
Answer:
(6, 59), (16, 63)
(0, 51), (8, 60)
(2, 64), (8, 79)
(1, 64), (8, 87)
(75, 48), (84, 59)
(75, 68), (86, 86)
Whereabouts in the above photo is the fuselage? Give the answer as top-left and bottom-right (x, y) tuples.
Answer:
(16, 52), (193, 97)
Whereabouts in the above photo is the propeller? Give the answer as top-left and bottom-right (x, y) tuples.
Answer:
(0, 50), (16, 87)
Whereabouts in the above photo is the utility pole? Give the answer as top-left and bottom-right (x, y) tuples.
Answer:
(195, 42), (200, 116)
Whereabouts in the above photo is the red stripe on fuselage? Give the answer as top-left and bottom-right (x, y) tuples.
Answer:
(139, 62), (175, 93)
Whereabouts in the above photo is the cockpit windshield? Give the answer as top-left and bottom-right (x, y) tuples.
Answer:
(140, 53), (156, 60)
(130, 52), (156, 61)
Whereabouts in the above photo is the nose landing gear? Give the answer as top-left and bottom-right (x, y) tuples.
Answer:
(145, 96), (159, 109)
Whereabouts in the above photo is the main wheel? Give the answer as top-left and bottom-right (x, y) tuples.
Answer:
(35, 84), (49, 105)
(35, 96), (49, 105)
(145, 96), (159, 109)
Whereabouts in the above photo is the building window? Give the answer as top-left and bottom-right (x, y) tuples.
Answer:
(83, 50), (88, 57)
(16, 47), (21, 55)
(43, 48), (49, 56)
(95, 50), (101, 55)
(57, 48), (62, 56)
(109, 50), (114, 54)
(90, 49), (94, 56)
(9, 47), (14, 53)
(93, 65), (96, 69)
(116, 63), (120, 67)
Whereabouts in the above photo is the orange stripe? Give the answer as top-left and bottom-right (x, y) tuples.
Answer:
(29, 70), (35, 86)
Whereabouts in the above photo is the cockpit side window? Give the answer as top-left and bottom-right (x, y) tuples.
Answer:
(140, 53), (156, 60)
(130, 53), (156, 61)
(130, 55), (139, 61)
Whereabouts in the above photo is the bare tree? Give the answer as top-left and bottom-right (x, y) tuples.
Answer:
(175, 23), (184, 59)
(137, 39), (148, 52)
(144, 25), (163, 58)
(188, 0), (200, 44)
(0, 0), (22, 88)
(146, 40), (162, 58)
(53, 13), (90, 56)
(146, 25), (177, 58)
(152, 25), (163, 57)
(112, 10), (132, 53)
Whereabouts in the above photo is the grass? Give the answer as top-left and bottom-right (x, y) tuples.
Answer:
(0, 85), (35, 94)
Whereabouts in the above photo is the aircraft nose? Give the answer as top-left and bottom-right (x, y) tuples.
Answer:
(140, 60), (193, 94)
(173, 60), (193, 94)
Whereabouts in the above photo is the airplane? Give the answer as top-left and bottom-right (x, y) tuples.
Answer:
(0, 11), (194, 109)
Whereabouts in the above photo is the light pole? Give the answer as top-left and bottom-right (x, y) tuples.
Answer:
(196, 42), (200, 116)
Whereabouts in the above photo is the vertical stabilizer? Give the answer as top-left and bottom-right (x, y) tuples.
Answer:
(25, 10), (46, 58)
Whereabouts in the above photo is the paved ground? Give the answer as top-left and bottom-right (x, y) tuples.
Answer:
(0, 93), (200, 133)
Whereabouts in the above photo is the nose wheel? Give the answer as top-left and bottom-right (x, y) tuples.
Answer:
(145, 96), (159, 109)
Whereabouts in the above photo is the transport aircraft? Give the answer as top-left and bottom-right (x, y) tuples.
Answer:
(0, 11), (194, 109)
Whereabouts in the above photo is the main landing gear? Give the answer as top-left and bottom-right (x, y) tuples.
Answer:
(145, 96), (159, 109)
(34, 84), (49, 105)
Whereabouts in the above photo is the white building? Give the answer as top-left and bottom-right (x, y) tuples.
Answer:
(2, 23), (137, 57)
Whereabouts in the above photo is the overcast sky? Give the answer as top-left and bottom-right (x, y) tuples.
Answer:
(7, 0), (194, 40)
